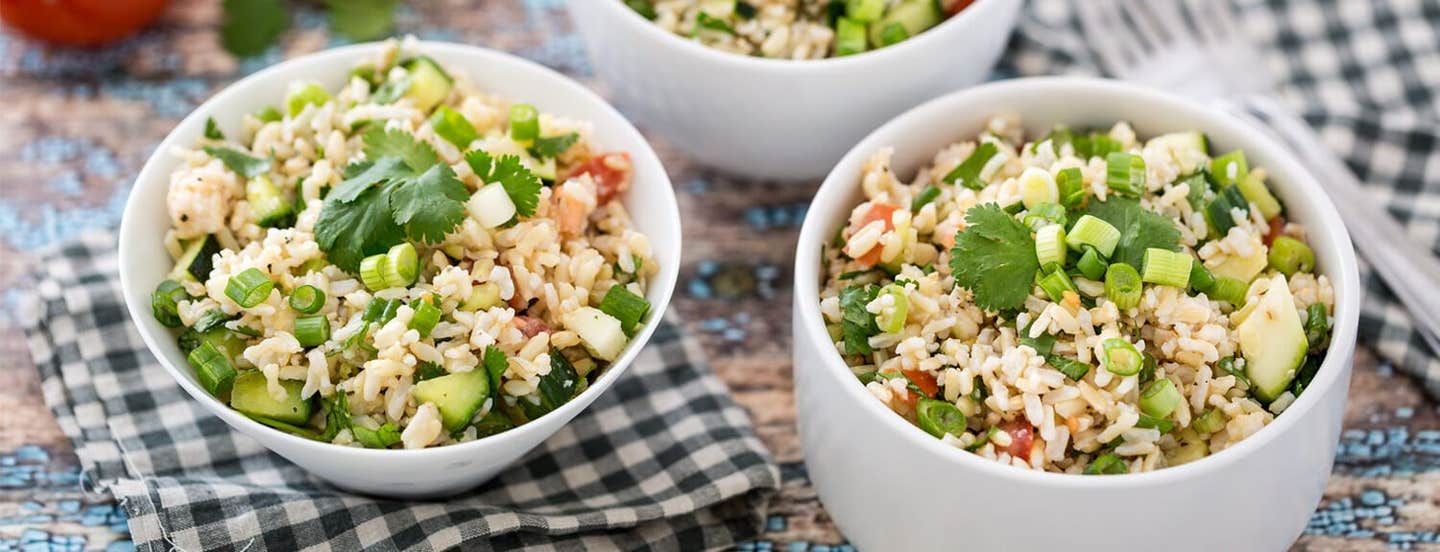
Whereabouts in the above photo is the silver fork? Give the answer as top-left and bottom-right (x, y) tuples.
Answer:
(1077, 0), (1440, 355)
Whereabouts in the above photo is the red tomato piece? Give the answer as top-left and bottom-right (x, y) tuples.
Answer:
(513, 315), (551, 338)
(946, 0), (976, 17)
(0, 0), (168, 47)
(854, 202), (902, 267)
(999, 419), (1034, 461)
(902, 369), (939, 399)
(1263, 216), (1286, 247)
(567, 152), (632, 204)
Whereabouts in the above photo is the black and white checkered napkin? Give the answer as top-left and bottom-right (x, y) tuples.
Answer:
(20, 231), (779, 551)
(1000, 0), (1440, 395)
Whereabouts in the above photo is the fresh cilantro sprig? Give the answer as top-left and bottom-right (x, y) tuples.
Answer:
(839, 284), (881, 355)
(202, 146), (270, 177)
(203, 117), (225, 140)
(221, 0), (398, 58)
(314, 128), (468, 272)
(949, 203), (1040, 312)
(1076, 196), (1181, 269)
(529, 132), (580, 160)
(464, 150), (543, 217)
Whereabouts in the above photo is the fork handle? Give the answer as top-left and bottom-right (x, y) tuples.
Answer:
(1244, 97), (1440, 355)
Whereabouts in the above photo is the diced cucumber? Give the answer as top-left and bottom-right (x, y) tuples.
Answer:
(563, 307), (627, 361)
(1165, 428), (1209, 466)
(1147, 131), (1209, 173)
(179, 326), (248, 361)
(460, 282), (502, 312)
(411, 368), (491, 432)
(1236, 172), (1282, 220)
(187, 341), (237, 397)
(230, 371), (313, 425)
(467, 182), (517, 229)
(1202, 184), (1247, 238)
(246, 175), (293, 227)
(1210, 149), (1249, 187)
(285, 82), (330, 117)
(1237, 275), (1309, 402)
(835, 17), (869, 56)
(868, 0), (940, 48)
(169, 235), (221, 282)
(1206, 231), (1267, 283)
(399, 56), (453, 113)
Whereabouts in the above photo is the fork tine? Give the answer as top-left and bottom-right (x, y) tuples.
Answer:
(1121, 0), (1168, 51)
(1209, 0), (1243, 40)
(1181, 0), (1225, 43)
(1096, 0), (1153, 63)
(1075, 0), (1137, 77)
(1132, 0), (1196, 46)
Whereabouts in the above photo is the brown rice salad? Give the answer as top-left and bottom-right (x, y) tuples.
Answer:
(150, 39), (657, 450)
(819, 115), (1336, 474)
(624, 0), (973, 59)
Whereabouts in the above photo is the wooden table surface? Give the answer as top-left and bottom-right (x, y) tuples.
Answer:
(2, 1), (1438, 550)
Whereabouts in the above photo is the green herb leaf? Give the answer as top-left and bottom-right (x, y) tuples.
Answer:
(364, 127), (440, 173)
(696, 12), (737, 35)
(220, 0), (288, 57)
(839, 284), (880, 355)
(464, 150), (543, 217)
(949, 203), (1040, 311)
(483, 345), (507, 396)
(325, 0), (398, 41)
(317, 392), (351, 441)
(315, 183), (405, 272)
(942, 142), (998, 190)
(415, 362), (446, 382)
(352, 422), (402, 448)
(371, 76), (411, 104)
(529, 132), (580, 159)
(204, 117), (225, 140)
(388, 163), (469, 243)
(202, 146), (270, 178)
(1076, 196), (1181, 269)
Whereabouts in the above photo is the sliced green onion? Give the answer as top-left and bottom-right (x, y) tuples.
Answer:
(834, 16), (868, 56)
(1047, 355), (1091, 381)
(846, 0), (885, 21)
(1208, 276), (1249, 306)
(408, 300), (442, 338)
(1136, 412), (1174, 433)
(1035, 225), (1067, 268)
(152, 279), (189, 328)
(1209, 149), (1249, 186)
(943, 142), (998, 190)
(383, 242), (419, 288)
(1267, 236), (1315, 276)
(509, 103), (540, 142)
(1139, 378), (1181, 417)
(1038, 268), (1077, 303)
(877, 22), (909, 46)
(362, 298), (391, 322)
(285, 82), (331, 117)
(294, 315), (330, 347)
(1191, 408), (1226, 434)
(1024, 202), (1067, 230)
(1085, 453), (1128, 475)
(1056, 167), (1086, 208)
(288, 285), (325, 314)
(1304, 303), (1330, 353)
(1076, 247), (1108, 281)
(1020, 167), (1059, 208)
(1104, 263), (1142, 310)
(429, 106), (478, 148)
(1105, 152), (1146, 196)
(187, 340), (237, 397)
(877, 284), (910, 333)
(599, 284), (651, 337)
(1086, 134), (1122, 159)
(1067, 215), (1121, 258)
(624, 0), (657, 19)
(380, 299), (403, 324)
(225, 268), (274, 308)
(1141, 248), (1192, 288)
(910, 184), (941, 213)
(359, 254), (388, 291)
(915, 398), (967, 438)
(1189, 261), (1216, 293)
(1101, 338), (1143, 376)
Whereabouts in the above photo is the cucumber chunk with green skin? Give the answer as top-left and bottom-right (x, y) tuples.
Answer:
(1236, 171), (1282, 220)
(231, 371), (313, 425)
(1146, 131), (1208, 173)
(169, 235), (221, 282)
(246, 175), (293, 227)
(868, 0), (939, 48)
(411, 368), (491, 432)
(1237, 275), (1309, 402)
(400, 56), (453, 113)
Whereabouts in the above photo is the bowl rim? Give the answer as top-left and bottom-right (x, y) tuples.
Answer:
(117, 40), (682, 458)
(792, 76), (1361, 487)
(588, 0), (1003, 70)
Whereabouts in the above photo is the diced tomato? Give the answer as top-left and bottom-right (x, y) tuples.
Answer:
(1263, 216), (1286, 247)
(998, 419), (1034, 461)
(0, 0), (167, 47)
(513, 315), (550, 338)
(902, 369), (939, 398)
(946, 0), (976, 17)
(566, 152), (632, 204)
(854, 202), (902, 266)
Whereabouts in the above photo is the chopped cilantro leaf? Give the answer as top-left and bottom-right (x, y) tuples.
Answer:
(529, 132), (580, 159)
(949, 203), (1040, 312)
(371, 76), (411, 104)
(388, 163), (469, 243)
(315, 182), (405, 272)
(464, 149), (543, 217)
(202, 146), (270, 177)
(1076, 196), (1181, 269)
(204, 117), (225, 140)
(839, 284), (880, 355)
(364, 127), (439, 173)
(696, 12), (736, 35)
(483, 345), (507, 396)
(415, 362), (446, 382)
(325, 0), (398, 41)
(220, 0), (288, 57)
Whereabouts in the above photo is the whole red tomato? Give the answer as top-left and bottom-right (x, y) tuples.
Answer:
(1, 0), (168, 47)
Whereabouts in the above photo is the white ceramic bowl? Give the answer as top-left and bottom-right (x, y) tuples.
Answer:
(792, 78), (1360, 551)
(118, 42), (681, 498)
(566, 0), (1023, 181)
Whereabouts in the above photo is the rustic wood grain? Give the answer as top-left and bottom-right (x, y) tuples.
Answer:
(1, 1), (1437, 549)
